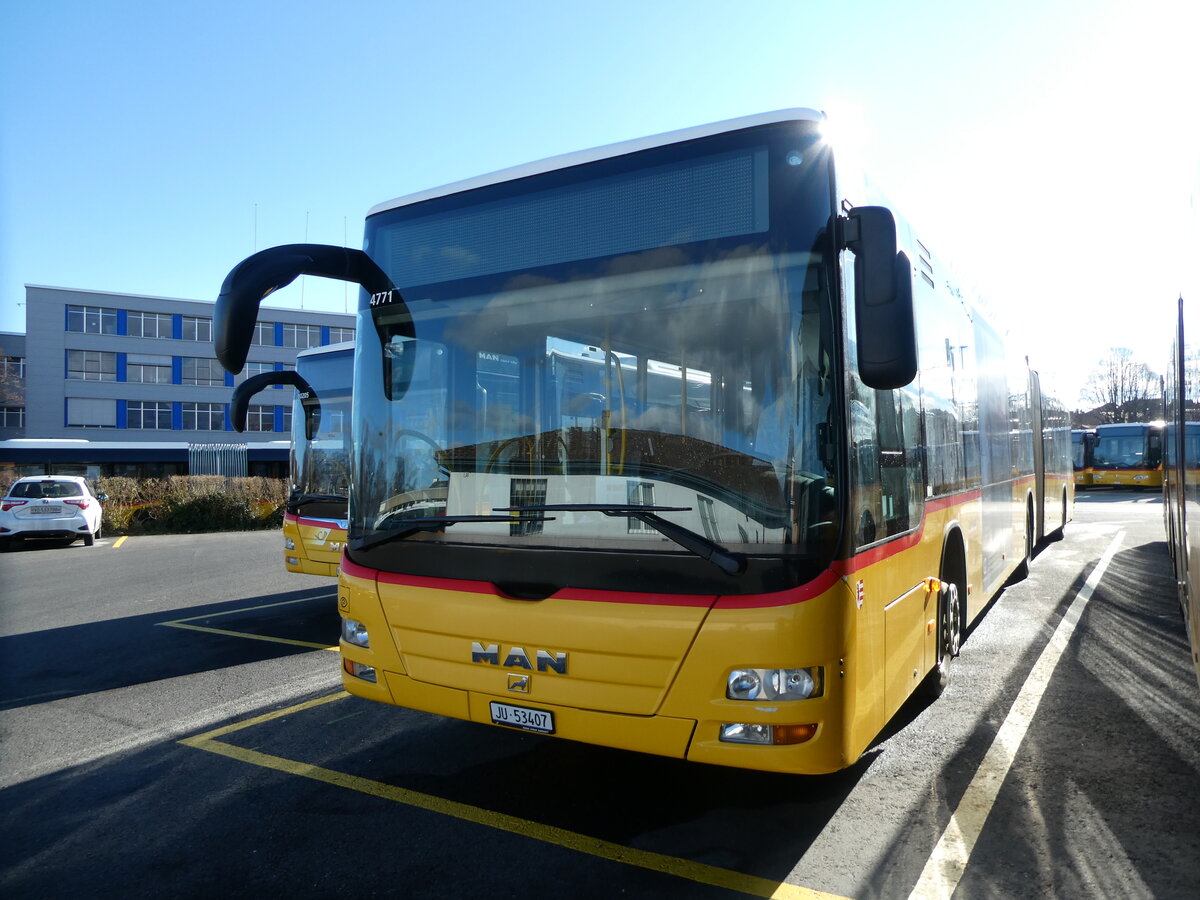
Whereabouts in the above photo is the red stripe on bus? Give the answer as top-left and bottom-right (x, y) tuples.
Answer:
(713, 567), (842, 609)
(284, 511), (347, 529)
(556, 587), (716, 608)
(340, 556), (378, 582)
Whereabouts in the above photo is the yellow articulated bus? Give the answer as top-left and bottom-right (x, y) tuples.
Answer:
(1071, 428), (1097, 488)
(1164, 294), (1200, 687)
(1091, 421), (1165, 489)
(214, 109), (1072, 774)
(230, 342), (352, 576)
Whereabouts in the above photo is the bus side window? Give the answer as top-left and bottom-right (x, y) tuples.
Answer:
(874, 388), (923, 538)
(1147, 430), (1164, 468)
(850, 392), (882, 547)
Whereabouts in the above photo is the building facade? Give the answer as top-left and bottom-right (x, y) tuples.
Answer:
(0, 331), (25, 441)
(19, 285), (354, 442)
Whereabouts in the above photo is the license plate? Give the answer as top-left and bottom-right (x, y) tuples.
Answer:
(30, 506), (62, 515)
(489, 701), (554, 734)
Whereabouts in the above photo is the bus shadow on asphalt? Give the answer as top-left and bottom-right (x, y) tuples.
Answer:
(2, 696), (877, 898)
(0, 586), (340, 712)
(864, 537), (1200, 899)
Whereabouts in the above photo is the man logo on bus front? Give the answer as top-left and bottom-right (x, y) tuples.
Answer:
(471, 642), (568, 674)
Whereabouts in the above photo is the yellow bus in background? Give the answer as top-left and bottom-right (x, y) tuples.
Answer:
(1072, 428), (1097, 488)
(231, 342), (352, 576)
(1091, 422), (1164, 489)
(214, 110), (1072, 774)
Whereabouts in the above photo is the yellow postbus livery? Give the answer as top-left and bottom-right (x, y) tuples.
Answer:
(1091, 422), (1164, 489)
(1071, 428), (1096, 488)
(214, 110), (1072, 774)
(231, 342), (352, 575)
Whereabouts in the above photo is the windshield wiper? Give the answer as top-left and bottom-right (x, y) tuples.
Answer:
(497, 504), (745, 576)
(350, 514), (552, 552)
(289, 492), (348, 506)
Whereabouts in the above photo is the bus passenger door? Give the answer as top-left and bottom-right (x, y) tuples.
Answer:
(851, 383), (928, 713)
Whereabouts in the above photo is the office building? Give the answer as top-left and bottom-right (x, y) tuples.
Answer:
(0, 285), (354, 478)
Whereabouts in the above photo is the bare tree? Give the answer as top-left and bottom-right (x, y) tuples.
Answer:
(1082, 347), (1161, 423)
(0, 344), (23, 409)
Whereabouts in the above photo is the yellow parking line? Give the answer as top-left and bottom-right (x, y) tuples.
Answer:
(181, 694), (847, 900)
(160, 621), (338, 651)
(157, 592), (340, 651)
(164, 594), (337, 624)
(113, 536), (128, 548)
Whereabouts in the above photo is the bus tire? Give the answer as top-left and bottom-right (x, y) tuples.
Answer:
(1013, 499), (1034, 580)
(922, 539), (966, 700)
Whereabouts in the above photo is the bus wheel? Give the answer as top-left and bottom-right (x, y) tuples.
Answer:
(1013, 501), (1034, 580)
(923, 570), (963, 700)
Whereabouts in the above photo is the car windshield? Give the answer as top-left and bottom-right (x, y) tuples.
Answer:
(9, 481), (84, 499)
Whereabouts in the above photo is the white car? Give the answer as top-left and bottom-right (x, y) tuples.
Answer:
(0, 475), (106, 549)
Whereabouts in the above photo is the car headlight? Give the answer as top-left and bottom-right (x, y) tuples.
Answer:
(726, 667), (823, 701)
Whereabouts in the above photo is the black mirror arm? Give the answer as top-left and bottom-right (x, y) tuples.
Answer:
(215, 244), (395, 373)
(230, 370), (320, 438)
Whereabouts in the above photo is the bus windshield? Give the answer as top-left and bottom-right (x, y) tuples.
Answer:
(291, 346), (352, 511)
(351, 122), (839, 585)
(1093, 427), (1153, 468)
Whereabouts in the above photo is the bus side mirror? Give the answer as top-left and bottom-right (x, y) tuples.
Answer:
(843, 206), (918, 390)
(214, 243), (395, 374)
(230, 370), (321, 440)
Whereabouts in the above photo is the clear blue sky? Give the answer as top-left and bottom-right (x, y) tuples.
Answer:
(2, 0), (1196, 404)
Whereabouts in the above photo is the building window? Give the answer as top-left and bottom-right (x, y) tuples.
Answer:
(181, 357), (224, 386)
(127, 363), (172, 384)
(280, 407), (292, 434)
(282, 323), (322, 349)
(182, 402), (226, 431)
(252, 322), (276, 346)
(1, 356), (25, 381)
(66, 305), (118, 334)
(67, 350), (117, 381)
(627, 481), (655, 534)
(181, 315), (212, 342)
(127, 311), (173, 338)
(245, 405), (274, 432)
(329, 326), (355, 343)
(697, 495), (721, 542)
(509, 478), (547, 536)
(0, 406), (24, 428)
(127, 401), (172, 430)
(67, 397), (117, 428)
(235, 361), (274, 385)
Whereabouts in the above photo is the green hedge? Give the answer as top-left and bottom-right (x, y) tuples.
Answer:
(95, 476), (287, 535)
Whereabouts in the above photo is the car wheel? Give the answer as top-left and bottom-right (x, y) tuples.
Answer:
(84, 531), (95, 547)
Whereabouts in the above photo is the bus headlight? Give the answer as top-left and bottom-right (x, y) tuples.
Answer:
(726, 667), (823, 701)
(343, 658), (377, 682)
(720, 723), (818, 745)
(341, 617), (370, 648)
